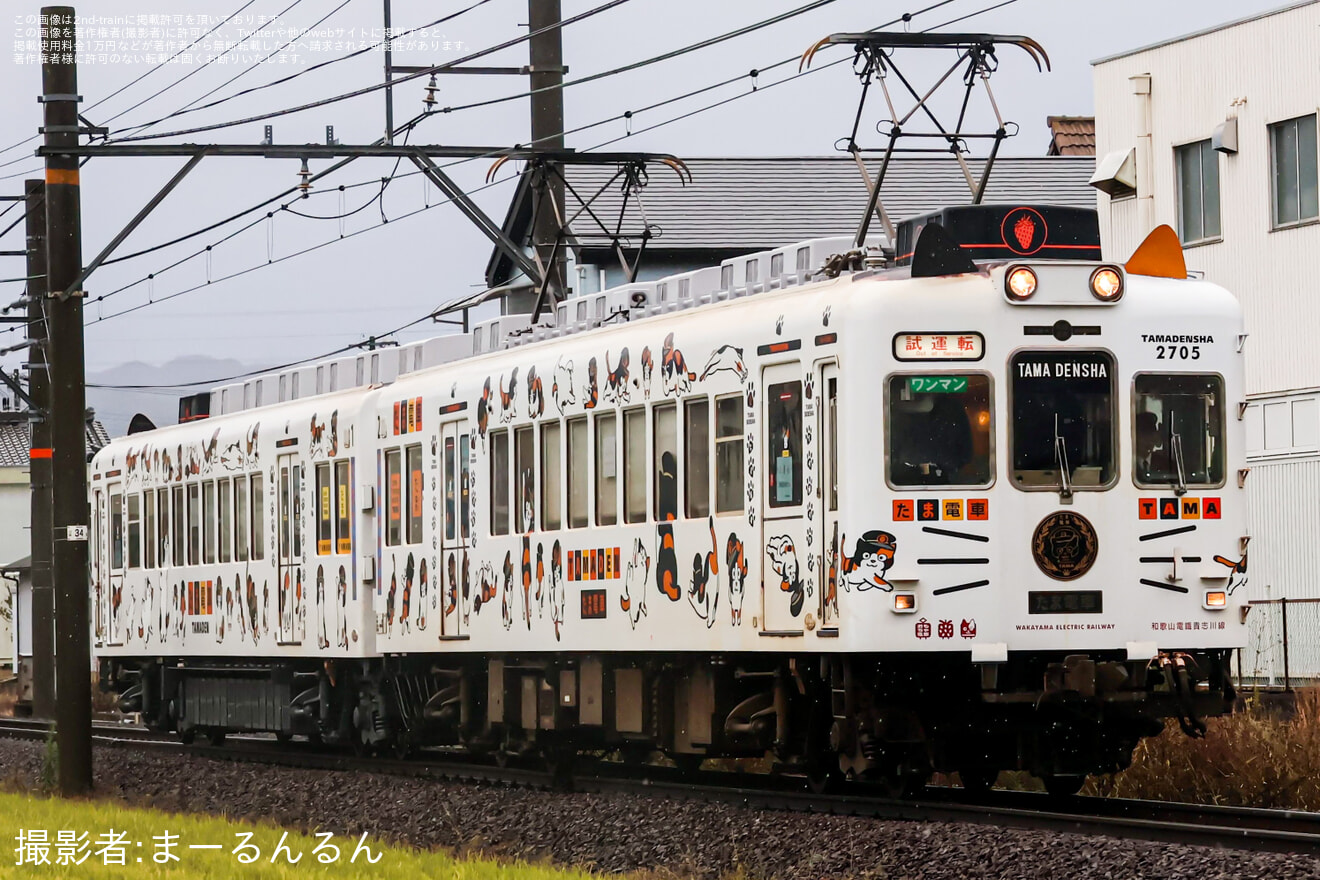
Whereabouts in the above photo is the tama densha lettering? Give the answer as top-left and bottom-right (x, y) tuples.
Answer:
(1017, 361), (1109, 379)
(1140, 334), (1214, 343)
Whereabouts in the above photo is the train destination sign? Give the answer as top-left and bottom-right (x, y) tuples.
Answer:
(907, 376), (969, 394)
(893, 332), (984, 361)
(1015, 352), (1110, 381)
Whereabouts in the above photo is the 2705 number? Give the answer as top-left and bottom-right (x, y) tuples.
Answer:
(1155, 344), (1200, 360)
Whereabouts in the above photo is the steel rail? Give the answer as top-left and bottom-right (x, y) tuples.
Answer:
(2, 719), (1318, 855)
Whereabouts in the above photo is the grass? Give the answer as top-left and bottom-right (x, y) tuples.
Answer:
(1084, 687), (1320, 810)
(0, 790), (600, 880)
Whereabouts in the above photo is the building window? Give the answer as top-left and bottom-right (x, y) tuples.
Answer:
(1175, 139), (1220, 242)
(1271, 114), (1318, 228)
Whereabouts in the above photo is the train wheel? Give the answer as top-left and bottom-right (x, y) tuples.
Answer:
(392, 733), (413, 760)
(1042, 773), (1086, 798)
(274, 732), (292, 745)
(178, 727), (196, 745)
(958, 768), (997, 795)
(206, 729), (226, 747)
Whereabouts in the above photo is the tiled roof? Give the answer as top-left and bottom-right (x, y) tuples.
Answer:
(1046, 116), (1096, 157)
(488, 155), (1098, 286)
(0, 418), (112, 468)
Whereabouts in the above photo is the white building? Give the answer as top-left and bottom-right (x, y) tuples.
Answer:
(1093, 0), (1320, 681)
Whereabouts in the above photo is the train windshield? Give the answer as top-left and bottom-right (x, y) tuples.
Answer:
(887, 374), (992, 486)
(1011, 350), (1116, 490)
(1134, 374), (1225, 488)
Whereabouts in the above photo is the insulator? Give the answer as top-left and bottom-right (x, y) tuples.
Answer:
(423, 74), (439, 112)
(297, 158), (312, 197)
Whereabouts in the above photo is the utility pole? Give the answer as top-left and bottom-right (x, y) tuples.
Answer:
(24, 178), (55, 721)
(41, 5), (92, 795)
(523, 0), (566, 313)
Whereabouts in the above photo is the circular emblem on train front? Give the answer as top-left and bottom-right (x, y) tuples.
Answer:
(1000, 206), (1048, 255)
(1031, 511), (1099, 581)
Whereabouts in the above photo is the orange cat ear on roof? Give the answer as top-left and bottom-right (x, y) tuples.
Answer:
(1125, 224), (1187, 279)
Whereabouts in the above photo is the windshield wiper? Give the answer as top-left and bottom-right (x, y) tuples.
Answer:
(1053, 413), (1073, 502)
(1170, 429), (1188, 496)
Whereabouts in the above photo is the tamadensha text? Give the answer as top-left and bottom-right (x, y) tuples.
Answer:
(1016, 361), (1109, 379)
(1141, 334), (1214, 343)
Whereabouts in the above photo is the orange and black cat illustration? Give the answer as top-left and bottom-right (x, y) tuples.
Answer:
(699, 345), (747, 384)
(474, 560), (496, 615)
(500, 550), (515, 631)
(766, 535), (805, 617)
(161, 447), (175, 483)
(826, 523), (840, 616)
(604, 348), (631, 403)
(245, 423), (260, 468)
(534, 542), (546, 616)
(310, 414), (326, 458)
(445, 553), (458, 619)
(520, 535), (534, 630)
(639, 346), (654, 399)
(499, 368), (519, 423)
(1214, 551), (1249, 595)
(583, 357), (599, 409)
(726, 533), (747, 625)
(247, 574), (260, 645)
(527, 366), (545, 418)
(417, 557), (429, 632)
(262, 579), (271, 638)
(328, 410), (339, 456)
(199, 428), (221, 475)
(477, 378), (493, 445)
(688, 517), (720, 627)
(461, 554), (473, 625)
(552, 357), (576, 412)
(385, 561), (397, 633)
(621, 537), (651, 629)
(400, 553), (415, 635)
(655, 451), (680, 600)
(316, 565), (328, 648)
(839, 531), (896, 592)
(336, 566), (349, 648)
(661, 332), (697, 396)
(548, 540), (566, 641)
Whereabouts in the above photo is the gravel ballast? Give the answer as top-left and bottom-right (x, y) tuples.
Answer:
(2, 738), (1319, 879)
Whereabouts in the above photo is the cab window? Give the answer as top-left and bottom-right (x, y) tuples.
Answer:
(766, 381), (802, 507)
(888, 374), (992, 487)
(1010, 351), (1115, 489)
(1134, 374), (1225, 487)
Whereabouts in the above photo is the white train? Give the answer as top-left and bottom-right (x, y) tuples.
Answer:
(91, 205), (1248, 794)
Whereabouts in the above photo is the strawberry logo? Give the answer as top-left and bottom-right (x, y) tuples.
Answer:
(1014, 214), (1035, 250)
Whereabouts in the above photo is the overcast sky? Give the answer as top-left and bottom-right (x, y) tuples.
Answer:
(0, 0), (1289, 379)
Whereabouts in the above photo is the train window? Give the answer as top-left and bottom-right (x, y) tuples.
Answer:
(685, 398), (710, 518)
(490, 429), (510, 536)
(515, 426), (535, 532)
(218, 479), (231, 563)
(623, 408), (647, 523)
(251, 473), (265, 560)
(110, 492), (124, 571)
(767, 381), (803, 507)
(460, 433), (471, 540)
(1011, 350), (1115, 490)
(144, 490), (157, 568)
(157, 488), (170, 565)
(887, 374), (992, 487)
(187, 484), (200, 565)
(406, 444), (423, 543)
(127, 494), (141, 569)
(172, 486), (184, 567)
(541, 421), (563, 531)
(1134, 374), (1225, 488)
(335, 460), (352, 553)
(443, 435), (457, 541)
(715, 394), (744, 514)
(385, 449), (403, 546)
(316, 463), (332, 555)
(567, 416), (588, 528)
(203, 481), (216, 564)
(235, 478), (249, 562)
(596, 412), (619, 526)
(654, 402), (678, 521)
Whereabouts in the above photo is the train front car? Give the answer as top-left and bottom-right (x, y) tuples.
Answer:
(834, 207), (1246, 795)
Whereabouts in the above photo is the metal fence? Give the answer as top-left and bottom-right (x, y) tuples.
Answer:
(1237, 597), (1320, 688)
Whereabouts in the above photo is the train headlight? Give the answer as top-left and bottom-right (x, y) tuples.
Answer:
(1006, 266), (1037, 300)
(1090, 266), (1124, 302)
(1204, 590), (1227, 609)
(893, 593), (917, 613)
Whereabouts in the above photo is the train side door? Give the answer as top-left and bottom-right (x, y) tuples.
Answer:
(760, 363), (808, 635)
(440, 420), (471, 637)
(276, 453), (304, 644)
(819, 364), (840, 631)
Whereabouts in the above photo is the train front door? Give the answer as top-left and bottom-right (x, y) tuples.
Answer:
(819, 363), (840, 631)
(439, 420), (472, 637)
(276, 453), (304, 644)
(760, 362), (808, 635)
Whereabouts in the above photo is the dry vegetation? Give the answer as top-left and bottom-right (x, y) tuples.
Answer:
(1085, 687), (1320, 810)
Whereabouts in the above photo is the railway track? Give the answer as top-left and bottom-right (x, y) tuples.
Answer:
(3, 718), (1318, 856)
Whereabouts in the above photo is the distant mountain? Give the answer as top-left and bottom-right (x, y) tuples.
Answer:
(87, 356), (248, 438)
